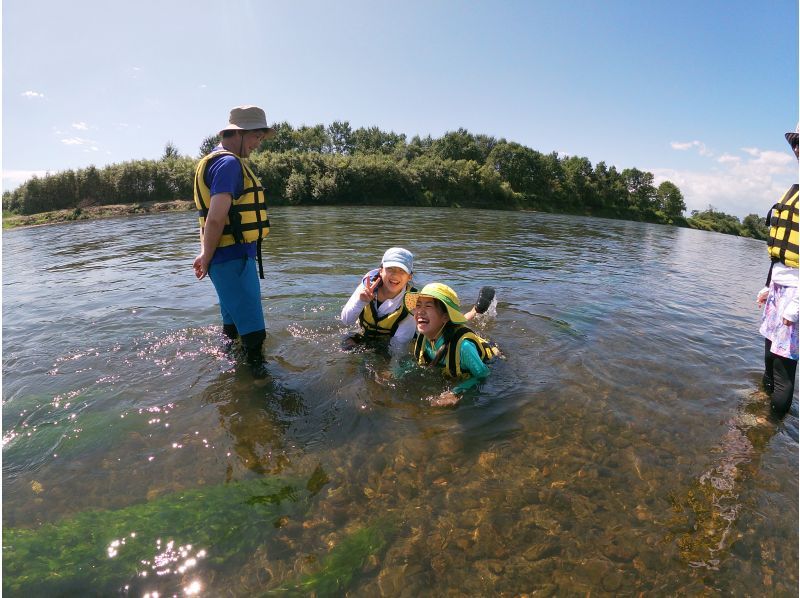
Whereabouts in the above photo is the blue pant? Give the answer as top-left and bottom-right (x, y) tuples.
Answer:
(208, 257), (265, 336)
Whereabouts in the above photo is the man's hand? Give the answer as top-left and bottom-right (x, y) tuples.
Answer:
(193, 253), (210, 279)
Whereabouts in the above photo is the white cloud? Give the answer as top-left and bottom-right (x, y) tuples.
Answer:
(670, 140), (713, 157)
(653, 146), (797, 218)
(21, 90), (45, 99)
(72, 122), (89, 130)
(61, 137), (93, 146)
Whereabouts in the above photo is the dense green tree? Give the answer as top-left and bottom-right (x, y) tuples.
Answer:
(741, 214), (769, 241)
(656, 181), (686, 219)
(431, 128), (482, 162)
(352, 126), (406, 155)
(5, 121), (708, 235)
(77, 165), (113, 205)
(293, 125), (328, 153)
(688, 206), (742, 235)
(562, 156), (597, 209)
(622, 168), (657, 214)
(741, 213), (769, 240)
(259, 122), (297, 153)
(403, 135), (434, 160)
(486, 141), (550, 203)
(326, 121), (355, 155)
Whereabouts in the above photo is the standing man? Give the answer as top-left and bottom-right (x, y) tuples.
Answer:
(193, 105), (275, 370)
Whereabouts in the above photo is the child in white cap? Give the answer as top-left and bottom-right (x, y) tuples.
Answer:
(340, 248), (418, 354)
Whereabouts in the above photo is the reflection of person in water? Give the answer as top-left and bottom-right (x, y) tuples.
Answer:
(404, 283), (500, 407)
(201, 372), (306, 478)
(669, 394), (779, 569)
(757, 127), (799, 416)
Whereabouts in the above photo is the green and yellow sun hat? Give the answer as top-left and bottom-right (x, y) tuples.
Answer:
(405, 282), (467, 324)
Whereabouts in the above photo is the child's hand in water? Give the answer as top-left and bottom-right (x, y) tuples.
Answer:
(429, 390), (460, 407)
(359, 275), (382, 302)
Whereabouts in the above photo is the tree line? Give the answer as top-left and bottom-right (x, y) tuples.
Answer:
(1, 121), (768, 238)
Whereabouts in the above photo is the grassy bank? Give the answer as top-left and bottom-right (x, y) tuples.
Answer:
(2, 200), (194, 230)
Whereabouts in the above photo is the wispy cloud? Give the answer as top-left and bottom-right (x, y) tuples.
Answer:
(21, 90), (45, 99)
(653, 146), (796, 218)
(61, 137), (92, 146)
(670, 140), (713, 157)
(60, 137), (100, 152)
(72, 122), (89, 130)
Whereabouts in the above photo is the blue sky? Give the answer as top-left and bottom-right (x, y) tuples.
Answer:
(3, 0), (797, 217)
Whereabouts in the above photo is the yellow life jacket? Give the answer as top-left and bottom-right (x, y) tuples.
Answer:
(193, 150), (270, 275)
(358, 270), (417, 338)
(413, 322), (498, 378)
(767, 184), (799, 268)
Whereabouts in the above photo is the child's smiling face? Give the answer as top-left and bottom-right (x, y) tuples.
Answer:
(414, 296), (449, 339)
(379, 266), (411, 297)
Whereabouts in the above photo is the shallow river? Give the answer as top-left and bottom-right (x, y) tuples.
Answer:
(2, 207), (797, 595)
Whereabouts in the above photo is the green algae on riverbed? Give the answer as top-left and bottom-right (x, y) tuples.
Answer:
(3, 469), (326, 595)
(273, 516), (397, 596)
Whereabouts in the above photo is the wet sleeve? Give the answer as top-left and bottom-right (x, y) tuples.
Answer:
(340, 285), (367, 324)
(452, 340), (490, 395)
(389, 315), (417, 355)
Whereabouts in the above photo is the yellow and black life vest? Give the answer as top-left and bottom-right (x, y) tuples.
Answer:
(193, 150), (270, 277)
(413, 322), (498, 378)
(358, 271), (417, 338)
(767, 184), (799, 268)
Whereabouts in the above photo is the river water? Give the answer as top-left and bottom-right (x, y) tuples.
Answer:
(2, 207), (797, 595)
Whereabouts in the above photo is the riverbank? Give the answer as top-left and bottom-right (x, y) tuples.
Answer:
(2, 200), (767, 241)
(2, 200), (194, 229)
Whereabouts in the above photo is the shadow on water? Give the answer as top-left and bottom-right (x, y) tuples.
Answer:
(198, 363), (308, 478)
(663, 389), (797, 592)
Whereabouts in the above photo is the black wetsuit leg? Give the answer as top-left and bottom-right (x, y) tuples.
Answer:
(241, 329), (266, 367)
(763, 338), (775, 394)
(771, 352), (798, 416)
(223, 323), (239, 340)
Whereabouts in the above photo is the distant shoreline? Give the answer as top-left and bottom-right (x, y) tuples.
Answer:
(1, 200), (766, 242)
(2, 200), (195, 229)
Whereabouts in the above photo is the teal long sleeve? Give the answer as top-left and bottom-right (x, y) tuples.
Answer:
(414, 335), (490, 395)
(451, 339), (490, 395)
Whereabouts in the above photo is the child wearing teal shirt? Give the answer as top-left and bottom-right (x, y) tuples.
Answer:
(405, 283), (499, 406)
